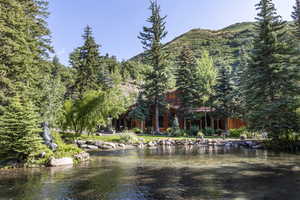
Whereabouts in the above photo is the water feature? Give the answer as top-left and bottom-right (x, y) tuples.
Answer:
(0, 146), (300, 200)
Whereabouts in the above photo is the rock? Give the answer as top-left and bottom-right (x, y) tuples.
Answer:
(0, 159), (20, 168)
(225, 142), (232, 147)
(292, 166), (300, 172)
(80, 144), (88, 149)
(147, 142), (155, 147)
(86, 145), (99, 150)
(240, 135), (246, 140)
(74, 152), (90, 162)
(252, 144), (264, 149)
(94, 141), (104, 147)
(39, 152), (46, 158)
(76, 140), (86, 145)
(86, 140), (96, 145)
(118, 143), (126, 148)
(103, 142), (116, 149)
(50, 157), (73, 167)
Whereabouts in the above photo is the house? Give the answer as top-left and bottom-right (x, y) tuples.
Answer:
(114, 90), (246, 132)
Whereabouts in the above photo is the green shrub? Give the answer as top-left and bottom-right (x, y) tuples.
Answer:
(203, 128), (215, 136)
(229, 127), (247, 138)
(52, 132), (83, 158)
(266, 132), (300, 152)
(131, 128), (143, 134)
(197, 131), (204, 137)
(118, 132), (138, 144)
(189, 125), (199, 136)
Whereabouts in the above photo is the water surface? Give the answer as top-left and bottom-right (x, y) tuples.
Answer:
(0, 146), (300, 200)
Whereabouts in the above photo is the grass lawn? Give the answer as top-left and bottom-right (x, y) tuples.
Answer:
(61, 132), (230, 143)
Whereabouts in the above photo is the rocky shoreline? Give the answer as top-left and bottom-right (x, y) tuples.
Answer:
(75, 138), (265, 151)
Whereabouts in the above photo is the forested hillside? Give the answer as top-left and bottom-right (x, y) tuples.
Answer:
(133, 22), (292, 68)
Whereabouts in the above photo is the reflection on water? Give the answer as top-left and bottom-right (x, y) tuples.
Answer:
(0, 146), (300, 200)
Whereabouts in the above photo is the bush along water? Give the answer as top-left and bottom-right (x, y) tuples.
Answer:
(266, 132), (300, 152)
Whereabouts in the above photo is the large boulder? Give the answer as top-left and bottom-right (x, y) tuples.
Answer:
(86, 145), (99, 150)
(74, 152), (90, 162)
(50, 157), (73, 167)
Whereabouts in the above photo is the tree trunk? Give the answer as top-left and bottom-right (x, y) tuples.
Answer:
(224, 118), (228, 130)
(211, 117), (215, 129)
(155, 102), (159, 134)
(204, 111), (207, 129)
(184, 118), (186, 130)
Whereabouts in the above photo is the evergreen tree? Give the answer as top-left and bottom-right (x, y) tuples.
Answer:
(70, 26), (102, 98)
(214, 62), (235, 129)
(292, 0), (300, 39)
(0, 96), (42, 160)
(138, 0), (171, 133)
(0, 0), (52, 113)
(244, 0), (300, 137)
(175, 46), (198, 128)
(128, 93), (149, 122)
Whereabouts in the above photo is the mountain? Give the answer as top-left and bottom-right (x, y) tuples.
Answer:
(132, 22), (256, 68)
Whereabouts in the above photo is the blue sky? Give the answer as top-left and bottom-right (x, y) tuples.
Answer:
(47, 0), (294, 66)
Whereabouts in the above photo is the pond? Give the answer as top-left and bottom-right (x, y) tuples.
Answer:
(0, 146), (300, 200)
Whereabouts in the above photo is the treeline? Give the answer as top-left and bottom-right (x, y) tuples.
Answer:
(0, 0), (145, 164)
(0, 0), (299, 164)
(130, 0), (300, 147)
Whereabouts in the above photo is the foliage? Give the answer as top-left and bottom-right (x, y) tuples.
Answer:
(131, 128), (143, 134)
(292, 0), (300, 39)
(51, 132), (82, 159)
(133, 22), (256, 75)
(70, 26), (113, 98)
(39, 56), (66, 127)
(0, 0), (52, 113)
(197, 131), (204, 137)
(0, 96), (42, 161)
(265, 132), (300, 152)
(214, 62), (235, 129)
(62, 90), (127, 135)
(203, 128), (216, 136)
(118, 132), (139, 144)
(243, 0), (300, 137)
(189, 125), (200, 136)
(138, 0), (171, 133)
(175, 46), (199, 117)
(229, 127), (247, 138)
(128, 93), (148, 121)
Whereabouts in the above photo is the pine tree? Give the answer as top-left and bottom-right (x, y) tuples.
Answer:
(0, 0), (52, 113)
(244, 0), (300, 137)
(70, 26), (102, 98)
(138, 1), (171, 133)
(128, 93), (149, 121)
(292, 0), (300, 39)
(214, 62), (234, 130)
(175, 46), (198, 128)
(0, 96), (42, 160)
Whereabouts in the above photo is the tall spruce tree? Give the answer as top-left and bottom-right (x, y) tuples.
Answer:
(0, 0), (52, 113)
(70, 26), (102, 98)
(214, 62), (235, 130)
(175, 46), (198, 129)
(244, 0), (300, 137)
(138, 1), (170, 133)
(0, 96), (42, 160)
(292, 0), (300, 39)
